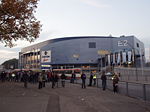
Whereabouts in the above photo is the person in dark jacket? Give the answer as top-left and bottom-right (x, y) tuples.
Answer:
(55, 73), (59, 88)
(1, 71), (6, 82)
(81, 73), (86, 88)
(70, 72), (76, 83)
(61, 73), (66, 87)
(38, 73), (43, 89)
(112, 73), (119, 93)
(101, 71), (107, 90)
(88, 72), (93, 86)
(51, 72), (56, 88)
(22, 71), (29, 88)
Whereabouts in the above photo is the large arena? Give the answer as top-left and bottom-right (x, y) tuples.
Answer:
(19, 35), (145, 73)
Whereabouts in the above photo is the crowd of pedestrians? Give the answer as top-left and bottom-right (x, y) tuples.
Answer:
(0, 70), (120, 93)
(0, 70), (70, 89)
(81, 71), (120, 93)
(0, 71), (39, 83)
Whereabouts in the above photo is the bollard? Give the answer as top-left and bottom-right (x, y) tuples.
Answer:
(96, 78), (99, 88)
(126, 82), (129, 96)
(143, 84), (146, 101)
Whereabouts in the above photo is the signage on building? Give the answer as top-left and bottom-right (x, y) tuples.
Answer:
(41, 65), (51, 67)
(118, 40), (128, 46)
(41, 64), (51, 70)
(73, 54), (80, 58)
(41, 50), (51, 63)
(98, 50), (110, 55)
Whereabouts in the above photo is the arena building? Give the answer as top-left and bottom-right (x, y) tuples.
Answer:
(19, 35), (145, 72)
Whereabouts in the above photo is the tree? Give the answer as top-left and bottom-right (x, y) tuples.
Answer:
(2, 58), (18, 69)
(0, 0), (41, 47)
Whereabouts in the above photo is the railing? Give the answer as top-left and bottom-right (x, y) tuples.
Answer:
(75, 78), (150, 101)
(114, 67), (150, 82)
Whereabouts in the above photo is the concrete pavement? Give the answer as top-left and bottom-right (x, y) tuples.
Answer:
(0, 81), (150, 112)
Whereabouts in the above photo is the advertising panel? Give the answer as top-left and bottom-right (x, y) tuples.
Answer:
(41, 50), (51, 63)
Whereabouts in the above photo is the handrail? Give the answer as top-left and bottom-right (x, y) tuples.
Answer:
(96, 78), (150, 85)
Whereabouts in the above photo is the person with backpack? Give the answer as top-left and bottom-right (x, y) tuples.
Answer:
(55, 73), (59, 88)
(93, 74), (97, 86)
(101, 71), (107, 90)
(112, 73), (119, 93)
(81, 72), (86, 89)
(51, 72), (56, 88)
(38, 73), (43, 89)
(61, 72), (66, 87)
(22, 71), (29, 88)
(88, 72), (93, 86)
(70, 72), (76, 83)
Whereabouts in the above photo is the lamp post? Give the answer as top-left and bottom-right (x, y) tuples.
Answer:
(127, 42), (139, 81)
(133, 49), (138, 81)
(97, 50), (110, 73)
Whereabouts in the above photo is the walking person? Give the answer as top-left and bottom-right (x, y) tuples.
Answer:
(112, 73), (119, 93)
(38, 73), (43, 89)
(1, 71), (6, 82)
(51, 72), (56, 88)
(41, 71), (47, 87)
(93, 73), (97, 86)
(70, 72), (76, 83)
(101, 71), (107, 90)
(81, 72), (86, 89)
(88, 72), (93, 86)
(22, 71), (29, 88)
(47, 71), (52, 82)
(61, 72), (66, 87)
(42, 74), (46, 87)
(55, 73), (59, 88)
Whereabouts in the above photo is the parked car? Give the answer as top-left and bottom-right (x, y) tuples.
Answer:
(105, 72), (113, 77)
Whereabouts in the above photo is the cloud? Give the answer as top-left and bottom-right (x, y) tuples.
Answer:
(13, 31), (59, 47)
(0, 48), (18, 64)
(79, 0), (111, 8)
(0, 50), (16, 54)
(0, 50), (17, 58)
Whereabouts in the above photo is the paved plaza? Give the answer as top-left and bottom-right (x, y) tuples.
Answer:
(0, 82), (150, 112)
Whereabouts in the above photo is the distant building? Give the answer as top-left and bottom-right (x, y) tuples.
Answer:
(19, 36), (145, 71)
(0, 65), (4, 72)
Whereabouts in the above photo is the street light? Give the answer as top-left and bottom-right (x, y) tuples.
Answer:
(97, 50), (110, 73)
(127, 42), (141, 81)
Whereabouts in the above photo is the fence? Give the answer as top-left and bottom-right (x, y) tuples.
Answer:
(114, 67), (150, 82)
(75, 78), (150, 101)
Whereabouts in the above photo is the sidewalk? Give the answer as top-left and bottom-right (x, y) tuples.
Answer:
(0, 82), (150, 112)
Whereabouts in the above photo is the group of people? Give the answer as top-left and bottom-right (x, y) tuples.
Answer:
(80, 71), (120, 93)
(0, 70), (120, 93)
(88, 72), (97, 86)
(0, 70), (67, 89)
(101, 71), (120, 93)
(38, 71), (67, 89)
(0, 71), (39, 83)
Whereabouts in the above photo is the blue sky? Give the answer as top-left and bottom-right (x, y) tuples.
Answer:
(0, 0), (150, 64)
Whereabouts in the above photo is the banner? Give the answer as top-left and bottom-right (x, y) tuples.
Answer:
(132, 50), (135, 62)
(128, 51), (132, 62)
(122, 52), (127, 63)
(117, 53), (121, 64)
(113, 54), (116, 64)
(108, 55), (111, 65)
(41, 50), (51, 63)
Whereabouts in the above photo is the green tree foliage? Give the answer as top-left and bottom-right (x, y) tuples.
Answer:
(2, 58), (18, 69)
(0, 0), (41, 47)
